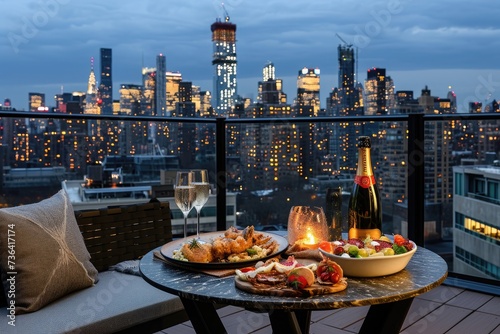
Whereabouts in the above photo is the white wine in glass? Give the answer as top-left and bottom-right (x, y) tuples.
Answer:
(190, 169), (210, 240)
(174, 171), (195, 239)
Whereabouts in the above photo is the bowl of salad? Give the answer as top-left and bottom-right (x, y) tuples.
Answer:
(318, 234), (417, 277)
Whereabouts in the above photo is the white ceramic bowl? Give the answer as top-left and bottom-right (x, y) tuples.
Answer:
(319, 241), (417, 277)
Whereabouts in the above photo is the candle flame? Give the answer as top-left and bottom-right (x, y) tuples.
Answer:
(305, 232), (316, 245)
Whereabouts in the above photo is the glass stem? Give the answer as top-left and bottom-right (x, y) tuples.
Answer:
(184, 214), (188, 239)
(196, 210), (201, 239)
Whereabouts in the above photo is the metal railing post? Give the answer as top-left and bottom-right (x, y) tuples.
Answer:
(216, 117), (227, 231)
(407, 113), (425, 246)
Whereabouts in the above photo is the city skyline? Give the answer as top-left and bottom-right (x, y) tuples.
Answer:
(1, 0), (500, 112)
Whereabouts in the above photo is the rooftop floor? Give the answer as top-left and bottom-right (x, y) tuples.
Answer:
(156, 284), (500, 334)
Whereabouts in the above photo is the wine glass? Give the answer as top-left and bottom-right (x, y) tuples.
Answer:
(190, 169), (210, 240)
(174, 171), (195, 239)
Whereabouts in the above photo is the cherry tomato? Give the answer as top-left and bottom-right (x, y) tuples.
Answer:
(393, 234), (413, 251)
(287, 273), (308, 290)
(330, 272), (340, 283)
(320, 272), (330, 281)
(239, 267), (256, 273)
(394, 234), (406, 246)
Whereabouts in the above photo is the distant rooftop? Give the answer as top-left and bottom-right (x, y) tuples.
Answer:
(454, 164), (500, 179)
(475, 166), (500, 175)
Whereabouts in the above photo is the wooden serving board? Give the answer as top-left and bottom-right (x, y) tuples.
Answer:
(235, 277), (348, 297)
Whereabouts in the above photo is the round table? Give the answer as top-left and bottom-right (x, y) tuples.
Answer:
(140, 245), (447, 334)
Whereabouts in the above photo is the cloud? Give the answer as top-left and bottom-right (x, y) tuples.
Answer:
(0, 0), (499, 111)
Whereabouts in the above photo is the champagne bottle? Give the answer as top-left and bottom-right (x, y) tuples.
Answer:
(348, 136), (382, 240)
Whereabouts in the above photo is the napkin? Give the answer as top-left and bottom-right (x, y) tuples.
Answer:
(109, 260), (141, 276)
(284, 244), (323, 261)
(153, 250), (235, 277)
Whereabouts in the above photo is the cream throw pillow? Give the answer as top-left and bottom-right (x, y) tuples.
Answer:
(0, 189), (98, 314)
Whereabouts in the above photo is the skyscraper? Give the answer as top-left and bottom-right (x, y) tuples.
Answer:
(262, 61), (275, 82)
(257, 62), (287, 105)
(141, 67), (156, 116)
(166, 71), (182, 113)
(156, 54), (167, 116)
(177, 81), (196, 167)
(337, 44), (359, 116)
(28, 92), (45, 111)
(27, 92), (48, 138)
(119, 84), (142, 115)
(296, 67), (320, 116)
(99, 48), (112, 115)
(365, 67), (390, 116)
(85, 57), (99, 115)
(211, 14), (237, 115)
(418, 87), (453, 205)
(334, 44), (363, 172)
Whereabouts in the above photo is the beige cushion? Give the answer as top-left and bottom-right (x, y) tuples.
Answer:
(0, 190), (98, 314)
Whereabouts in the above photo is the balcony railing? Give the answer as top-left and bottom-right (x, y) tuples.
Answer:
(468, 192), (500, 205)
(1, 110), (499, 293)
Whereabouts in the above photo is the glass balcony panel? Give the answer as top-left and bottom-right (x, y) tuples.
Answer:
(0, 111), (499, 292)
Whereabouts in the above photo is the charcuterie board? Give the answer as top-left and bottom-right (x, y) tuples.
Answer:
(235, 277), (347, 297)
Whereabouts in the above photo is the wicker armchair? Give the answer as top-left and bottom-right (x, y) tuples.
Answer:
(75, 200), (172, 272)
(0, 201), (184, 334)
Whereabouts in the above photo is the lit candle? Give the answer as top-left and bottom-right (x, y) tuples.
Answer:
(287, 206), (328, 250)
(304, 231), (316, 245)
(298, 229), (319, 249)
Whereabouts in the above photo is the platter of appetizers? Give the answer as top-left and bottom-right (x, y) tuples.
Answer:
(161, 226), (288, 269)
(234, 256), (347, 297)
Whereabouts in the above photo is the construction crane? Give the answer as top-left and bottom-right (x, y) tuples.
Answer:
(336, 33), (358, 83)
(336, 33), (352, 48)
(221, 2), (230, 22)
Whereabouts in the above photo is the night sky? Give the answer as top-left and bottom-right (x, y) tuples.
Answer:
(1, 0), (499, 112)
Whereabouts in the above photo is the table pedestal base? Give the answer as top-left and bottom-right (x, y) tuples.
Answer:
(269, 309), (311, 334)
(181, 297), (413, 334)
(360, 297), (414, 334)
(181, 299), (226, 334)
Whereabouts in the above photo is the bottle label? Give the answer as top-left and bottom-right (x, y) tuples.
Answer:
(354, 175), (376, 188)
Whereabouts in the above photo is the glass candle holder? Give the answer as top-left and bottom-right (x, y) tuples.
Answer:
(287, 206), (328, 249)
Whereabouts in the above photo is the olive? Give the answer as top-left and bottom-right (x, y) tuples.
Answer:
(348, 245), (359, 257)
(358, 248), (369, 257)
(382, 248), (395, 256)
